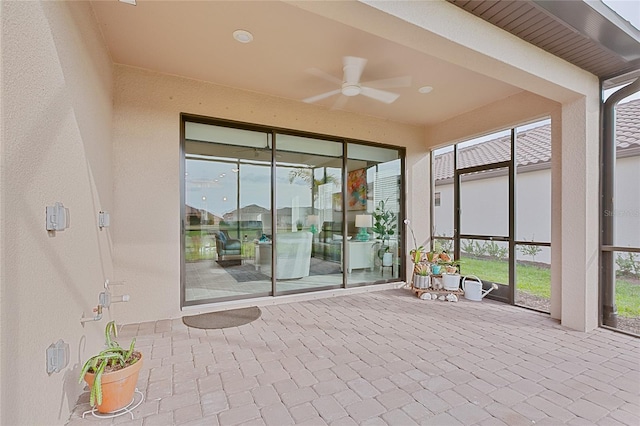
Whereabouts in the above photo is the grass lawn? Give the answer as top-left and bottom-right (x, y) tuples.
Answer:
(616, 277), (640, 317)
(459, 257), (639, 318)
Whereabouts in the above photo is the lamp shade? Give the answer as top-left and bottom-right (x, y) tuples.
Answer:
(355, 214), (372, 228)
(306, 215), (319, 226)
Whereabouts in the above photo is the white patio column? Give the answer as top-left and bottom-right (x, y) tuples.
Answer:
(560, 96), (600, 331)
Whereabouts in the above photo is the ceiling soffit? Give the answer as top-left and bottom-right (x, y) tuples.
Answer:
(447, 0), (640, 80)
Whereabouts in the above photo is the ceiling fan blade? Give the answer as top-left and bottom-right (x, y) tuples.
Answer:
(360, 86), (400, 104)
(331, 95), (349, 110)
(343, 56), (367, 83)
(303, 89), (341, 104)
(306, 67), (342, 85)
(361, 75), (412, 89)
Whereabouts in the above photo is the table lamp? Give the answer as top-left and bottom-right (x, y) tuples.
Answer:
(355, 214), (372, 241)
(306, 215), (319, 234)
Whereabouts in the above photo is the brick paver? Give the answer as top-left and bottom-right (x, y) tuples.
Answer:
(68, 288), (639, 425)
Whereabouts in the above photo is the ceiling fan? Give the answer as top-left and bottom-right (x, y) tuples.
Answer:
(303, 56), (411, 106)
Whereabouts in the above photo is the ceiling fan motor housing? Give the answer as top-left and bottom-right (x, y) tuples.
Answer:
(342, 82), (361, 97)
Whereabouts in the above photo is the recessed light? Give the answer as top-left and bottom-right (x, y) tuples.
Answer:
(418, 86), (433, 94)
(233, 30), (253, 44)
(118, 0), (136, 5)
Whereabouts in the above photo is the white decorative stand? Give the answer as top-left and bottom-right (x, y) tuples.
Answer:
(82, 389), (144, 420)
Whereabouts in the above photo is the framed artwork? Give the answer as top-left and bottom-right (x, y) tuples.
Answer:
(347, 168), (367, 211)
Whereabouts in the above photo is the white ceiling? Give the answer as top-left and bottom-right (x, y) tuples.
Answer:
(90, 0), (523, 127)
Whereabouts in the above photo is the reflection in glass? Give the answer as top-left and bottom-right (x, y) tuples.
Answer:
(183, 121), (405, 305)
(184, 124), (272, 303)
(274, 135), (343, 294)
(346, 144), (401, 287)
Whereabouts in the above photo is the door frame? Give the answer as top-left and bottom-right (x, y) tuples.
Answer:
(452, 130), (516, 304)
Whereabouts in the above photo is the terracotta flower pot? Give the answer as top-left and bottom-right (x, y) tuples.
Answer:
(84, 354), (143, 413)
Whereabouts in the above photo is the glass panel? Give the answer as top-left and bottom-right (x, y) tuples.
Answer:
(613, 96), (640, 249)
(186, 122), (266, 148)
(516, 119), (551, 242)
(459, 238), (509, 300)
(515, 245), (551, 312)
(433, 146), (454, 238)
(346, 144), (401, 286)
(274, 138), (343, 294)
(184, 125), (272, 303)
(613, 250), (640, 335)
(460, 167), (509, 237)
(184, 120), (406, 304)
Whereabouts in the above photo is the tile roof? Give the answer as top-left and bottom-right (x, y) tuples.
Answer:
(434, 99), (640, 182)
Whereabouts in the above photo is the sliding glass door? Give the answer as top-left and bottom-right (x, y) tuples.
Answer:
(273, 135), (343, 294)
(346, 143), (402, 287)
(183, 123), (272, 305)
(181, 116), (405, 306)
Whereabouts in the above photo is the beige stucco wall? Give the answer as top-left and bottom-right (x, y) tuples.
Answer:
(1, 1), (114, 424)
(111, 65), (427, 325)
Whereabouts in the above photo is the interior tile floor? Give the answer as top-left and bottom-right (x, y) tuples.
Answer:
(68, 288), (639, 426)
(185, 258), (395, 302)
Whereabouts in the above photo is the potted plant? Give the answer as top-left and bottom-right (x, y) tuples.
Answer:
(404, 219), (425, 264)
(372, 200), (397, 266)
(435, 252), (461, 290)
(79, 321), (143, 413)
(413, 263), (430, 289)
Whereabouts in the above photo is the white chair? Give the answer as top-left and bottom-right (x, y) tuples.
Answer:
(259, 231), (312, 279)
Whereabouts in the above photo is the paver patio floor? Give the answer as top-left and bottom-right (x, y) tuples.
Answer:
(68, 288), (639, 426)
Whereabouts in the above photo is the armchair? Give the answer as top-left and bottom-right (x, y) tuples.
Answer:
(258, 231), (312, 279)
(214, 230), (242, 261)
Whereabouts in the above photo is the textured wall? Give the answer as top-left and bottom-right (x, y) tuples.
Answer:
(1, 1), (114, 424)
(111, 65), (427, 324)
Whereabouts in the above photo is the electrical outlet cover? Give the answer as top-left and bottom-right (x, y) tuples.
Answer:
(46, 339), (69, 374)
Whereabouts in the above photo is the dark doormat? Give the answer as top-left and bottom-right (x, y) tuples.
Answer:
(182, 306), (261, 330)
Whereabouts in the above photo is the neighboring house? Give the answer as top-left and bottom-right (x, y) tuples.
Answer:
(185, 204), (222, 226)
(433, 99), (640, 263)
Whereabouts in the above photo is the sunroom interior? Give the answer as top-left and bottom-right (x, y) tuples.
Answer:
(1, 0), (638, 424)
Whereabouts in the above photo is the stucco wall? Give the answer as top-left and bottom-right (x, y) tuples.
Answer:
(1, 1), (114, 425)
(111, 65), (427, 325)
